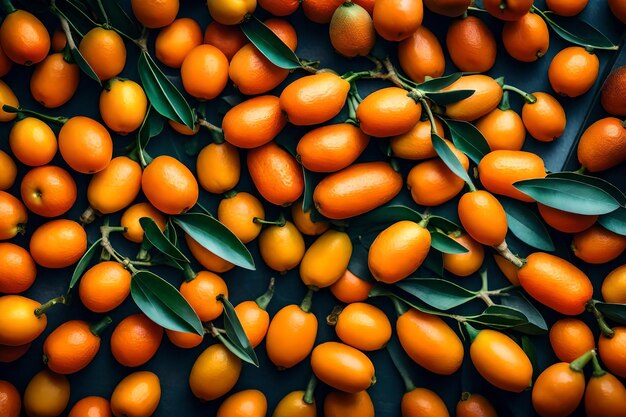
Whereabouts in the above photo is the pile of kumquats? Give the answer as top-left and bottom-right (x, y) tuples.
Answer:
(1, 0), (626, 416)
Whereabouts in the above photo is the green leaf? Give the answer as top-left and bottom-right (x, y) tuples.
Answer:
(396, 278), (476, 310)
(595, 302), (626, 325)
(423, 250), (444, 277)
(547, 172), (626, 205)
(130, 271), (203, 335)
(599, 207), (626, 237)
(218, 295), (259, 367)
(500, 198), (555, 251)
(426, 90), (475, 106)
(101, 1), (141, 38)
(140, 217), (189, 263)
(442, 118), (491, 165)
(68, 238), (102, 291)
(240, 16), (302, 69)
(514, 177), (621, 215)
(430, 232), (469, 254)
(137, 51), (195, 129)
(174, 213), (255, 270)
(417, 72), (463, 92)
(347, 240), (376, 283)
(499, 291), (548, 335)
(466, 305), (529, 329)
(539, 10), (619, 50)
(54, 0), (97, 37)
(521, 335), (539, 379)
(428, 215), (461, 234)
(302, 167), (321, 213)
(369, 286), (447, 317)
(348, 205), (423, 238)
(431, 133), (472, 185)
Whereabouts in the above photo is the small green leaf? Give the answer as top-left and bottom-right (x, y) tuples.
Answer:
(101, 1), (141, 38)
(426, 90), (475, 106)
(499, 291), (548, 335)
(396, 278), (476, 310)
(539, 10), (619, 50)
(514, 177), (621, 215)
(130, 271), (203, 335)
(218, 295), (259, 367)
(137, 51), (195, 129)
(68, 238), (102, 291)
(466, 305), (529, 329)
(442, 118), (491, 165)
(500, 198), (555, 251)
(140, 217), (189, 263)
(599, 207), (626, 237)
(595, 302), (626, 325)
(547, 172), (626, 205)
(428, 215), (461, 234)
(417, 72), (463, 92)
(431, 133), (472, 185)
(348, 205), (423, 238)
(347, 240), (376, 283)
(174, 213), (255, 270)
(240, 16), (302, 69)
(369, 286), (447, 317)
(148, 110), (165, 140)
(430, 232), (469, 254)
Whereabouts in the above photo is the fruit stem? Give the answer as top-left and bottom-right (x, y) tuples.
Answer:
(255, 277), (276, 310)
(34, 295), (67, 318)
(386, 343), (417, 392)
(418, 213), (430, 228)
(590, 354), (607, 377)
(498, 90), (512, 111)
(463, 322), (480, 342)
(574, 165), (587, 175)
(135, 239), (152, 262)
(253, 213), (286, 227)
(391, 296), (409, 317)
(342, 70), (372, 84)
(344, 92), (359, 126)
(299, 287), (316, 313)
(198, 118), (223, 134)
(183, 262), (198, 282)
(502, 84), (537, 104)
(586, 300), (615, 338)
(570, 349), (596, 373)
(79, 206), (99, 226)
(95, 0), (109, 25)
(420, 98), (438, 135)
(366, 56), (414, 90)
(326, 305), (344, 326)
(460, 392), (472, 402)
(467, 6), (487, 13)
(0, 0), (15, 14)
(1, 105), (68, 125)
(89, 316), (112, 336)
(303, 374), (317, 405)
(494, 241), (525, 269)
(223, 190), (238, 199)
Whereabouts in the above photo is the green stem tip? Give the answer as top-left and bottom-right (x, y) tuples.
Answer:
(463, 322), (480, 342)
(255, 277), (276, 311)
(570, 349), (596, 373)
(299, 287), (316, 313)
(302, 374), (317, 405)
(34, 295), (67, 318)
(90, 316), (112, 336)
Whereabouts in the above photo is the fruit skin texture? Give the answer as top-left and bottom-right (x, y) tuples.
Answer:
(577, 117), (626, 172)
(8, 117), (57, 167)
(0, 295), (46, 346)
(266, 303), (318, 369)
(58, 116), (113, 174)
(99, 79), (148, 134)
(401, 388), (450, 417)
(549, 318), (595, 363)
(573, 225), (626, 264)
(356, 87), (422, 137)
(455, 393), (497, 417)
(532, 362), (585, 417)
(43, 319), (104, 374)
(0, 380), (20, 417)
(204, 22), (247, 61)
(110, 314), (163, 367)
(502, 12), (550, 62)
(0, 191), (27, 240)
(368, 220), (431, 283)
(446, 16), (496, 73)
(207, 0), (256, 25)
(549, 46), (599, 98)
(478, 150), (546, 202)
(522, 92), (567, 142)
(141, 155), (199, 214)
(79, 261), (132, 313)
(547, 0), (588, 16)
(397, 309), (464, 375)
(458, 190), (508, 246)
(470, 329), (533, 392)
(407, 159), (467, 207)
(483, 0), (532, 20)
(217, 390), (267, 417)
(29, 219), (87, 269)
(599, 327), (626, 378)
(602, 265), (626, 304)
(20, 165), (77, 218)
(247, 142), (304, 206)
(329, 2), (375, 57)
(181, 44), (229, 100)
(297, 123), (369, 173)
(217, 192), (264, 244)
(443, 233), (485, 277)
(79, 27), (126, 81)
(300, 230), (352, 288)
(0, 10), (50, 65)
(229, 44), (289, 96)
(0, 150), (16, 190)
(155, 18), (203, 68)
(398, 26), (445, 83)
(0, 79), (18, 122)
(292, 201), (329, 236)
(302, 0), (343, 24)
(584, 372), (626, 417)
(335, 302), (392, 351)
(189, 344), (242, 401)
(424, 0), (471, 17)
(196, 142), (240, 194)
(495, 254), (520, 285)
(258, 221), (305, 272)
(518, 252), (593, 315)
(87, 156), (142, 215)
(110, 371), (161, 417)
(258, 0), (300, 16)
(0, 242), (36, 294)
(165, 329), (203, 349)
(272, 390), (316, 417)
(324, 390), (374, 417)
(443, 75), (503, 121)
(313, 161), (403, 219)
(30, 53), (80, 108)
(310, 341), (375, 393)
(391, 119), (445, 160)
(180, 271), (228, 322)
(476, 108), (526, 151)
(601, 66), (626, 116)
(121, 203), (167, 244)
(23, 369), (70, 417)
(280, 72), (351, 126)
(330, 269), (374, 304)
(537, 203), (597, 234)
(373, 0), (423, 42)
(223, 95), (287, 149)
(234, 300), (269, 348)
(131, 0), (179, 28)
(68, 396), (112, 417)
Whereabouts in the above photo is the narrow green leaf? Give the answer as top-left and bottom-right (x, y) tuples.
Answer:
(500, 198), (555, 251)
(499, 291), (548, 335)
(423, 250), (444, 277)
(442, 118), (491, 165)
(240, 16), (302, 69)
(521, 335), (539, 379)
(69, 47), (102, 85)
(102, 0), (141, 38)
(430, 232), (469, 254)
(137, 51), (195, 129)
(547, 172), (626, 205)
(599, 207), (626, 237)
(428, 215), (461, 234)
(140, 217), (189, 263)
(417, 72), (463, 92)
(396, 278), (476, 310)
(369, 286), (448, 317)
(540, 10), (619, 50)
(431, 133), (472, 185)
(174, 213), (255, 270)
(466, 305), (529, 329)
(595, 302), (626, 325)
(54, 0), (97, 37)
(347, 240), (376, 283)
(68, 238), (102, 291)
(166, 219), (178, 247)
(130, 271), (203, 335)
(302, 167), (320, 213)
(514, 178), (621, 215)
(218, 295), (259, 367)
(426, 90), (475, 106)
(348, 205), (423, 238)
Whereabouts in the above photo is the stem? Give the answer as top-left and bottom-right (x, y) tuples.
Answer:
(303, 374), (317, 405)
(0, 0), (16, 14)
(494, 241), (525, 269)
(498, 90), (511, 111)
(255, 277), (275, 310)
(89, 316), (112, 336)
(570, 349), (596, 372)
(419, 98), (437, 135)
(463, 322), (480, 342)
(590, 355), (606, 377)
(2, 105), (68, 125)
(100, 227), (139, 274)
(57, 10), (78, 51)
(418, 213), (430, 228)
(467, 6), (487, 12)
(478, 293), (495, 306)
(502, 84), (537, 104)
(587, 300), (615, 338)
(136, 239), (152, 262)
(574, 165), (587, 175)
(380, 57), (412, 89)
(198, 118), (223, 134)
(345, 92), (359, 126)
(480, 269), (489, 292)
(253, 214), (286, 227)
(391, 296), (409, 317)
(341, 70), (372, 84)
(34, 296), (67, 318)
(79, 206), (99, 226)
(299, 287), (315, 313)
(326, 305), (344, 326)
(386, 344), (416, 392)
(183, 262), (197, 282)
(95, 0), (109, 24)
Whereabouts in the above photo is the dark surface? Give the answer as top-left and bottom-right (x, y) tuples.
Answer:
(1, 1), (625, 416)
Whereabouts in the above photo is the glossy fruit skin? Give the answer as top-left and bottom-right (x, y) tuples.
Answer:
(518, 252), (593, 315)
(121, 203), (167, 244)
(443, 233), (485, 277)
(0, 380), (20, 417)
(399, 26), (445, 83)
(470, 329), (533, 392)
(502, 12), (550, 62)
(483, 0), (533, 20)
(0, 191), (27, 240)
(424, 0), (471, 16)
(110, 314), (163, 367)
(185, 234), (234, 273)
(357, 87), (422, 137)
(30, 53), (79, 108)
(79, 28), (126, 81)
(291, 201), (330, 236)
(131, 0), (179, 28)
(297, 123), (369, 173)
(68, 396), (112, 417)
(234, 300), (270, 348)
(446, 16), (496, 73)
(402, 388), (450, 417)
(532, 362), (585, 417)
(223, 96), (287, 149)
(455, 393), (497, 417)
(189, 344), (242, 400)
(87, 156), (142, 215)
(584, 372), (626, 417)
(330, 2), (375, 57)
(0, 79), (18, 122)
(601, 66), (626, 117)
(314, 162), (403, 219)
(577, 117), (626, 172)
(217, 390), (267, 417)
(368, 221), (431, 283)
(549, 46), (599, 98)
(110, 371), (161, 417)
(603, 265), (626, 304)
(0, 243), (36, 294)
(259, 0), (300, 16)
(43, 320), (102, 374)
(0, 10), (50, 65)
(0, 150), (16, 190)
(476, 108), (526, 151)
(458, 190), (508, 246)
(180, 271), (228, 322)
(0, 295), (45, 346)
(196, 142), (240, 195)
(522, 92), (567, 142)
(390, 119), (445, 160)
(537, 203), (597, 233)
(324, 390), (374, 417)
(204, 22), (247, 60)
(23, 369), (70, 417)
(398, 309), (464, 375)
(79, 261), (132, 313)
(9, 117), (57, 167)
(335, 302), (391, 351)
(599, 327), (626, 378)
(407, 159), (467, 207)
(258, 221), (305, 271)
(549, 318), (595, 363)
(266, 304), (318, 369)
(29, 219), (87, 269)
(229, 44), (289, 95)
(311, 341), (375, 393)
(142, 155), (199, 214)
(155, 18), (203, 68)
(218, 192), (264, 243)
(280, 72), (351, 126)
(181, 44), (229, 100)
(300, 230), (352, 288)
(478, 150), (547, 202)
(302, 0), (343, 23)
(443, 75), (503, 121)
(20, 165), (77, 218)
(59, 116), (113, 174)
(547, 0), (588, 16)
(272, 390), (316, 417)
(99, 79), (148, 134)
(247, 142), (304, 206)
(330, 269), (374, 303)
(373, 0), (423, 41)
(165, 329), (203, 349)
(573, 225), (626, 264)
(207, 0), (256, 25)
